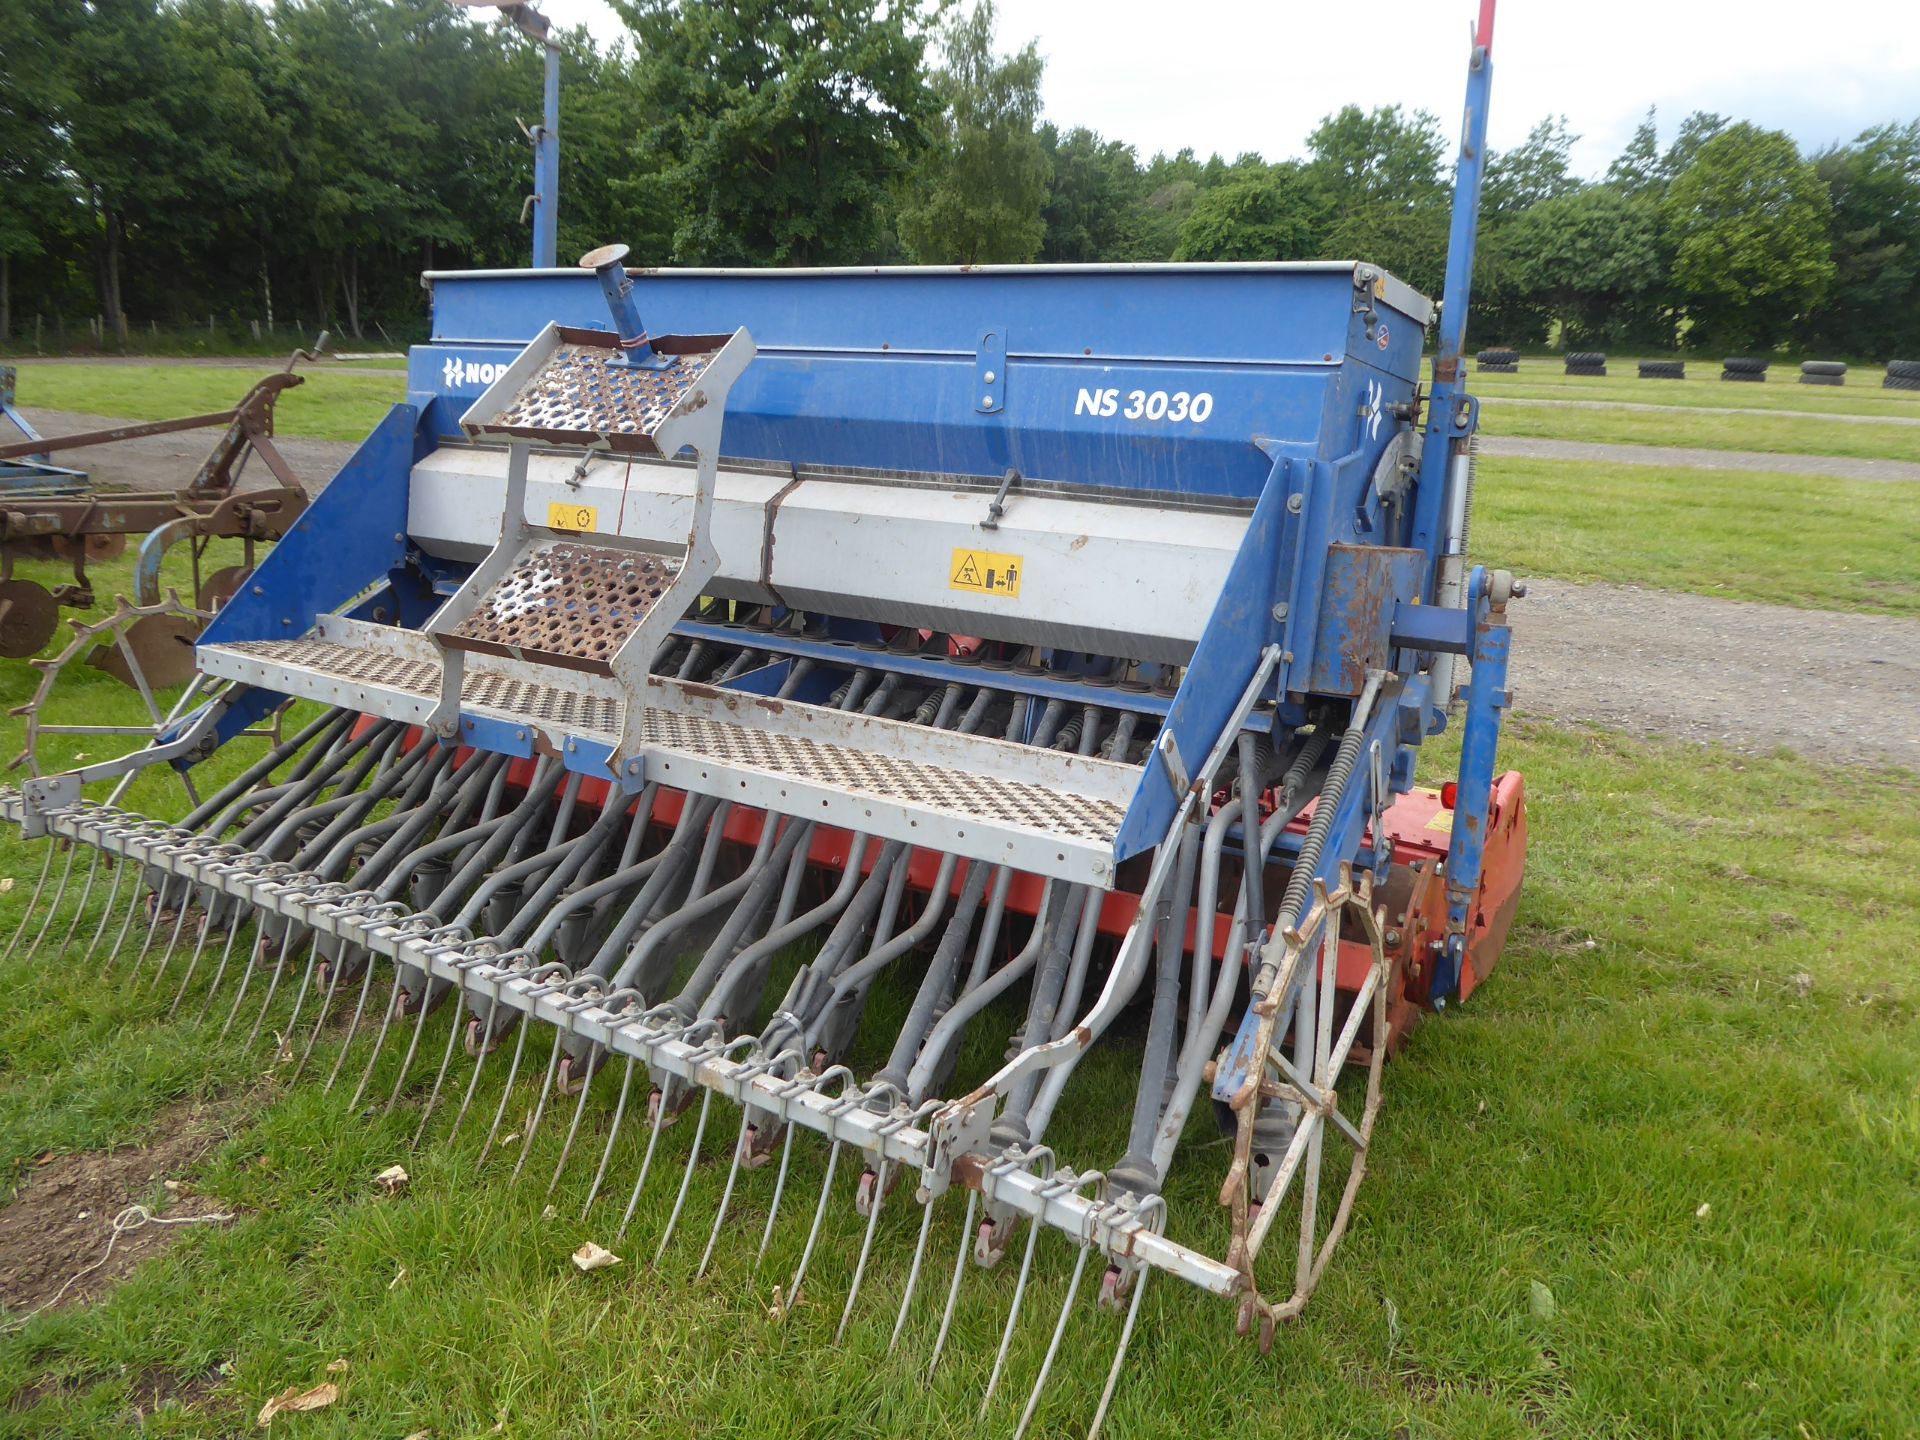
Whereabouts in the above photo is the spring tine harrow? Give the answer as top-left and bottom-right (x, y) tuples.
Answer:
(756, 1104), (801, 1266)
(409, 950), (496, 1145)
(1086, 1200), (1165, 1440)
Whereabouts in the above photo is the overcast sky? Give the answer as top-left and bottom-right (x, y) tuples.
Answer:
(525, 0), (1920, 175)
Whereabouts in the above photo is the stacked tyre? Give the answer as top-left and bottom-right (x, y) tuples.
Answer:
(1886, 360), (1920, 391)
(1638, 359), (1684, 380)
(1477, 347), (1519, 373)
(1721, 356), (1768, 382)
(1800, 360), (1846, 387)
(1565, 351), (1607, 376)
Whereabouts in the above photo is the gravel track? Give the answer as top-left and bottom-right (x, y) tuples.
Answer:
(1508, 579), (1920, 771)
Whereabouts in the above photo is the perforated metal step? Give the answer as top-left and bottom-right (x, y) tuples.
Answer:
(445, 540), (682, 672)
(198, 636), (1136, 885)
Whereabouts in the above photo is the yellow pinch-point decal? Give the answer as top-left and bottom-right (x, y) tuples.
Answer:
(548, 501), (599, 534)
(1425, 809), (1455, 834)
(949, 547), (1023, 597)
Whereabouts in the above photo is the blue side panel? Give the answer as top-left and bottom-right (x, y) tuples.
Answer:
(413, 266), (1428, 502)
(1111, 456), (1293, 859)
(199, 404), (420, 648)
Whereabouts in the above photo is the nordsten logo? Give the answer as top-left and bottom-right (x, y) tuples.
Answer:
(443, 356), (508, 388)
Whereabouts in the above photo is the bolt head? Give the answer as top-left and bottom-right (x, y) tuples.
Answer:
(1271, 602), (1290, 622)
(1287, 493), (1304, 513)
(981, 396), (995, 409)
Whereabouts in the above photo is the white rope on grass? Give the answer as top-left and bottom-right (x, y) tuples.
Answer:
(0, 1202), (236, 1333)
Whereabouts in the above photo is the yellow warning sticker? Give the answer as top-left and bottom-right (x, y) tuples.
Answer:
(1425, 809), (1455, 834)
(548, 502), (599, 534)
(949, 547), (1023, 598)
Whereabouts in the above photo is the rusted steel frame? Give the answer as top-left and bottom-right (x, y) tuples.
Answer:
(1, 486), (305, 544)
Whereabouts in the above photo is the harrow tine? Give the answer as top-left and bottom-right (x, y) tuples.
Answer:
(448, 983), (507, 1149)
(328, 927), (410, 1095)
(193, 918), (246, 1021)
(754, 1065), (853, 1268)
(410, 982), (470, 1148)
(581, 1054), (638, 1217)
(508, 1018), (570, 1181)
(412, 960), (491, 1152)
(1, 844), (55, 965)
(145, 887), (196, 993)
(838, 1100), (938, 1345)
(697, 1108), (754, 1279)
(346, 978), (404, 1109)
(274, 935), (326, 1064)
(218, 930), (270, 1040)
(1086, 1203), (1166, 1440)
(80, 854), (129, 967)
(384, 971), (446, 1114)
(291, 945), (348, 1081)
(101, 867), (149, 974)
(32, 844), (80, 953)
(616, 1072), (674, 1239)
(58, 847), (104, 954)
(168, 910), (218, 1016)
(982, 1155), (1066, 1413)
(926, 1190), (980, 1379)
(547, 1065), (597, 1197)
(128, 872), (184, 982)
(786, 1136), (842, 1313)
(1010, 1240), (1094, 1440)
(756, 1121), (798, 1266)
(243, 928), (299, 1050)
(472, 963), (569, 1165)
(694, 1047), (799, 1277)
(888, 1190), (938, 1355)
(835, 1159), (889, 1344)
(616, 1016), (715, 1238)
(653, 1087), (716, 1263)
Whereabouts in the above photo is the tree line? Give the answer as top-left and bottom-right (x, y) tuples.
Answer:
(5, 0), (1918, 358)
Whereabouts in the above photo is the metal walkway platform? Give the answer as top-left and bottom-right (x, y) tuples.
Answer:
(199, 636), (1137, 885)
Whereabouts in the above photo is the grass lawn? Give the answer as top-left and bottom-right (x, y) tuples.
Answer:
(1474, 457), (1920, 615)
(8, 364), (406, 444)
(0, 713), (1914, 1438)
(1479, 398), (1920, 464)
